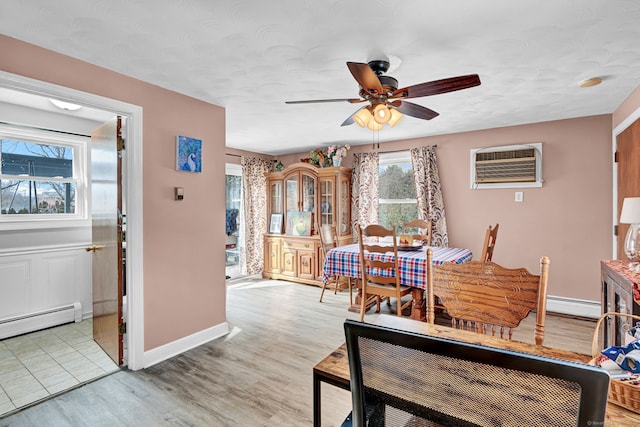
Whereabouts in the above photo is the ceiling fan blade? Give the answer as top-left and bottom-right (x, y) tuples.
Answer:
(341, 114), (355, 127)
(347, 62), (382, 96)
(285, 98), (364, 104)
(394, 100), (439, 120)
(392, 74), (481, 99)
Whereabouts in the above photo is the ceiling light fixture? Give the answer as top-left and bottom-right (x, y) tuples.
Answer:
(353, 108), (372, 127)
(367, 118), (383, 131)
(50, 98), (83, 111)
(578, 77), (603, 88)
(387, 109), (404, 127)
(352, 105), (404, 130)
(373, 104), (391, 124)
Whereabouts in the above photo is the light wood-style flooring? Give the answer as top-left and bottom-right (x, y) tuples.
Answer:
(0, 277), (597, 426)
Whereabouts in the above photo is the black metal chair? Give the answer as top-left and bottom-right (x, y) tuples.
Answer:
(342, 319), (609, 427)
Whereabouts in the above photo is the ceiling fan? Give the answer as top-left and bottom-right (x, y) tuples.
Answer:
(286, 60), (481, 130)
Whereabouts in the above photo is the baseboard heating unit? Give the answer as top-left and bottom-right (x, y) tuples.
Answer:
(0, 302), (82, 339)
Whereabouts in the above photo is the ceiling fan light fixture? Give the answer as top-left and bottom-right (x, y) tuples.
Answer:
(353, 108), (372, 127)
(287, 61), (480, 130)
(373, 104), (392, 124)
(388, 108), (403, 127)
(367, 119), (383, 131)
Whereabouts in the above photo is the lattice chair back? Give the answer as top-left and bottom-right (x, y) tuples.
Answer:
(343, 319), (609, 427)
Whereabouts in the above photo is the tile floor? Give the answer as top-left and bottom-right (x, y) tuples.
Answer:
(0, 320), (119, 417)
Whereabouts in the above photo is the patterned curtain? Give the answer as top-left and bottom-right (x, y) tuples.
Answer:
(351, 152), (379, 242)
(241, 157), (273, 275)
(410, 146), (448, 247)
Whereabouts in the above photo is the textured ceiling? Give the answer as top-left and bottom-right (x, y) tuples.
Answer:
(2, 0), (640, 155)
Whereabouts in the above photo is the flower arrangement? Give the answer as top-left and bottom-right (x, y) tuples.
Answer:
(308, 148), (328, 167)
(327, 144), (350, 166)
(307, 144), (351, 167)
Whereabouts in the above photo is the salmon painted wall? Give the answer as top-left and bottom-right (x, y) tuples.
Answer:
(280, 115), (613, 302)
(0, 35), (227, 350)
(613, 84), (640, 129)
(225, 147), (274, 166)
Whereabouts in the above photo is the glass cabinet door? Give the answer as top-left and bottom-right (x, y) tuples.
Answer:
(301, 173), (316, 234)
(319, 178), (334, 227)
(339, 176), (350, 235)
(285, 175), (299, 213)
(301, 173), (315, 213)
(270, 181), (282, 214)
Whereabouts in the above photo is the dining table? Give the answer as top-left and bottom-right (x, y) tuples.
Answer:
(322, 243), (473, 320)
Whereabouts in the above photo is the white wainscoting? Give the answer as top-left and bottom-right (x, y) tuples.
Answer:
(0, 244), (92, 338)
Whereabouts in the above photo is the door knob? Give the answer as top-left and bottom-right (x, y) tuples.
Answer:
(85, 245), (105, 252)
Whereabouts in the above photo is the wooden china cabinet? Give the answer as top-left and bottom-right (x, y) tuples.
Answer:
(263, 162), (351, 286)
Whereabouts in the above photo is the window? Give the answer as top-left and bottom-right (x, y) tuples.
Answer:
(0, 125), (87, 224)
(225, 163), (244, 278)
(378, 151), (417, 229)
(225, 174), (241, 235)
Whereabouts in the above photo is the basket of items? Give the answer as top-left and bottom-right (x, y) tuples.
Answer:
(592, 312), (640, 413)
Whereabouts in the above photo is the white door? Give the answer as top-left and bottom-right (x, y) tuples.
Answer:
(89, 116), (123, 365)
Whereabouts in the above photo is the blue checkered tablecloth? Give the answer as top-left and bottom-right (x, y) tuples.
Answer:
(322, 243), (473, 290)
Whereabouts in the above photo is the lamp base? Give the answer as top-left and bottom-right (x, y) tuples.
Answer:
(624, 223), (640, 272)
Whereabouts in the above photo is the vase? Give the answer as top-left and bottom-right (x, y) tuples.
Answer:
(333, 158), (342, 167)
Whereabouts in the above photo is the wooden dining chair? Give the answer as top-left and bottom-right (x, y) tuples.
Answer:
(426, 248), (550, 345)
(318, 224), (352, 304)
(357, 225), (412, 321)
(402, 218), (432, 246)
(480, 223), (499, 262)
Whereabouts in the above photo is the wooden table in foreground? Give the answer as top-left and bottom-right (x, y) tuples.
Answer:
(312, 314), (640, 427)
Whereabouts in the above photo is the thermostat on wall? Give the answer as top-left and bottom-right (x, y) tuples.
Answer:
(174, 187), (184, 200)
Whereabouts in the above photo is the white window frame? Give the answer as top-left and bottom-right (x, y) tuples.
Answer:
(378, 151), (418, 225)
(0, 124), (89, 230)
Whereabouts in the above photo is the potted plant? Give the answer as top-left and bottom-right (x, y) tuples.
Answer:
(309, 148), (329, 167)
(327, 144), (350, 167)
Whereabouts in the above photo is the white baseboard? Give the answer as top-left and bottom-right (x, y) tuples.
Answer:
(546, 295), (601, 319)
(142, 322), (230, 368)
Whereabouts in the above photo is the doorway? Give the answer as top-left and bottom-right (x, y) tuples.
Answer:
(225, 163), (244, 279)
(614, 109), (640, 259)
(0, 72), (144, 366)
(0, 113), (127, 416)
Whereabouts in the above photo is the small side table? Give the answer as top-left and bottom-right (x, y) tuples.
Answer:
(601, 260), (640, 347)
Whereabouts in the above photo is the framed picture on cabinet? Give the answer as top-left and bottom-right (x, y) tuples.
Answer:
(269, 213), (283, 234)
(287, 211), (312, 236)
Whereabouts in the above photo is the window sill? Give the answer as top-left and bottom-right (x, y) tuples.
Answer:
(0, 217), (90, 231)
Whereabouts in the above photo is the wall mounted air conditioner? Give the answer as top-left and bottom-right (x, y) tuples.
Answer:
(470, 143), (543, 189)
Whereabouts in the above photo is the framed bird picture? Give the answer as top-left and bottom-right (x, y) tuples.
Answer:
(176, 135), (202, 173)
